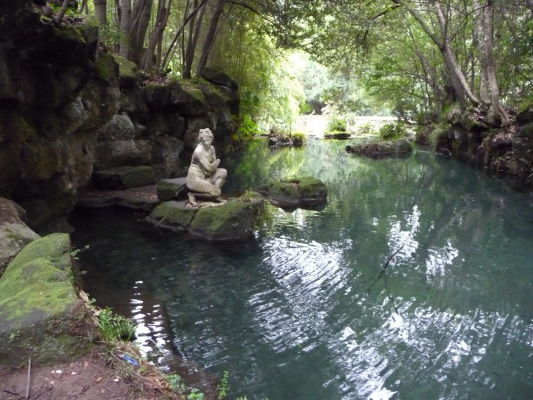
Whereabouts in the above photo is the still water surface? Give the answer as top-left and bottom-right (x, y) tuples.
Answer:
(73, 139), (533, 399)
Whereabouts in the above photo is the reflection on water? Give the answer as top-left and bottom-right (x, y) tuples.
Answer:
(73, 139), (533, 399)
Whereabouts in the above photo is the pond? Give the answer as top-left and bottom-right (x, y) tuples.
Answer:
(72, 139), (533, 400)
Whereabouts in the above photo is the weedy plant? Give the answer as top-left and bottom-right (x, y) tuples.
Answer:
(217, 370), (230, 399)
(98, 308), (136, 342)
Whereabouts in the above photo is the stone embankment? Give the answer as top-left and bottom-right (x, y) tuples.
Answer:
(416, 105), (533, 192)
(0, 0), (240, 232)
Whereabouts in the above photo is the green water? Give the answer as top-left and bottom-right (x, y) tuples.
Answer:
(73, 139), (533, 400)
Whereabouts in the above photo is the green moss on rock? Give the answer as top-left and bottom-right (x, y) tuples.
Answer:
(112, 54), (138, 80)
(189, 193), (263, 241)
(0, 234), (94, 366)
(95, 53), (118, 83)
(260, 177), (328, 210)
(148, 201), (197, 231)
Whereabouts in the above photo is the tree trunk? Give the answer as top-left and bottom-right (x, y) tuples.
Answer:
(196, 0), (227, 76)
(184, 0), (206, 78)
(478, 0), (510, 125)
(129, 0), (152, 64)
(142, 0), (172, 71)
(94, 0), (107, 24)
(118, 0), (132, 58)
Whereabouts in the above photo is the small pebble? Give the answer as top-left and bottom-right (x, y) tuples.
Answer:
(113, 378), (119, 382)
(71, 371), (77, 375)
(53, 369), (62, 374)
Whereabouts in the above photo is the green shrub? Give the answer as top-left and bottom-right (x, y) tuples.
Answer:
(379, 122), (407, 140)
(98, 308), (136, 342)
(356, 122), (377, 135)
(326, 115), (347, 133)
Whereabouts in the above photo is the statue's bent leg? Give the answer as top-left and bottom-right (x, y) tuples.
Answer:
(188, 179), (221, 197)
(213, 168), (227, 188)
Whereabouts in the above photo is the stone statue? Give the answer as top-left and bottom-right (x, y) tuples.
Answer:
(186, 128), (227, 206)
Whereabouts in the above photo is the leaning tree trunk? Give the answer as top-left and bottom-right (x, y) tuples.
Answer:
(129, 0), (152, 64)
(196, 0), (227, 76)
(94, 0), (107, 24)
(142, 0), (171, 71)
(118, 0), (132, 58)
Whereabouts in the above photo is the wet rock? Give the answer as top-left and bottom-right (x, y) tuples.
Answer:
(0, 198), (39, 275)
(346, 139), (412, 159)
(94, 165), (156, 190)
(189, 193), (264, 241)
(147, 193), (264, 241)
(258, 177), (328, 210)
(268, 132), (304, 148)
(156, 177), (187, 201)
(0, 233), (94, 366)
(147, 200), (197, 232)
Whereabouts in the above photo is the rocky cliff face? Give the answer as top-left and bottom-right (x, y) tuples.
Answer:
(0, 1), (239, 231)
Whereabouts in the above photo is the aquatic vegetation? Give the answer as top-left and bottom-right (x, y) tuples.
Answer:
(98, 308), (136, 342)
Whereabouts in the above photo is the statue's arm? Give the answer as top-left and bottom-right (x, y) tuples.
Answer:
(195, 148), (218, 173)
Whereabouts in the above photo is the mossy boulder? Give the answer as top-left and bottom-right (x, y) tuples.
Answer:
(156, 177), (187, 201)
(147, 200), (197, 231)
(201, 68), (239, 90)
(346, 138), (412, 159)
(94, 53), (119, 83)
(148, 193), (264, 241)
(258, 177), (328, 210)
(189, 193), (264, 241)
(112, 54), (138, 87)
(0, 234), (93, 366)
(0, 198), (40, 275)
(94, 165), (156, 189)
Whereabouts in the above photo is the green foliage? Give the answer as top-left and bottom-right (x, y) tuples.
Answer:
(356, 122), (378, 135)
(217, 370), (230, 399)
(165, 373), (187, 393)
(326, 115), (347, 133)
(98, 308), (135, 342)
(379, 123), (407, 141)
(188, 388), (205, 400)
(238, 115), (262, 138)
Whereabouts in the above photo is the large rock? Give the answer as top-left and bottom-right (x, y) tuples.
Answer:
(201, 68), (239, 90)
(346, 139), (412, 159)
(94, 165), (156, 189)
(147, 200), (198, 231)
(258, 177), (328, 210)
(156, 177), (187, 201)
(147, 193), (264, 241)
(97, 113), (136, 140)
(189, 193), (264, 241)
(0, 198), (39, 275)
(0, 233), (94, 366)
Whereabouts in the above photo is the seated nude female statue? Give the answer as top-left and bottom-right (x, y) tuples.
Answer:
(186, 128), (227, 205)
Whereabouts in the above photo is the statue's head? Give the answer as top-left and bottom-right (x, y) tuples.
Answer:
(199, 128), (214, 144)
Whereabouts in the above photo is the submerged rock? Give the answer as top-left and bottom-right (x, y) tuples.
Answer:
(258, 177), (328, 210)
(147, 193), (264, 241)
(346, 139), (412, 159)
(0, 233), (94, 366)
(0, 198), (39, 275)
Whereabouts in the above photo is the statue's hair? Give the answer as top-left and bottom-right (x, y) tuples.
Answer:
(199, 128), (213, 142)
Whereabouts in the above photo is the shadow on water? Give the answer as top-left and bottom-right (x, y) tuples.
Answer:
(72, 138), (533, 400)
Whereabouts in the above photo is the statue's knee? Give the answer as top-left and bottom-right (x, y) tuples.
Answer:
(220, 168), (227, 178)
(213, 187), (221, 197)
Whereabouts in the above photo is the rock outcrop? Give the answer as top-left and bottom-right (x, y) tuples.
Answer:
(0, 233), (94, 366)
(0, 1), (240, 230)
(258, 177), (328, 210)
(0, 198), (40, 275)
(416, 104), (533, 192)
(346, 139), (413, 159)
(147, 192), (264, 241)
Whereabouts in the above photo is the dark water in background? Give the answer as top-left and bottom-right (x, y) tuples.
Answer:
(72, 139), (533, 400)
